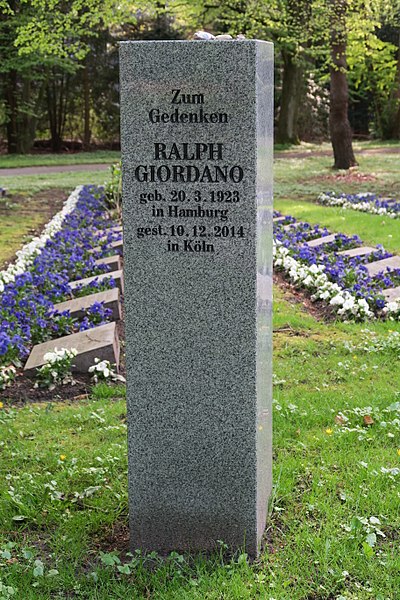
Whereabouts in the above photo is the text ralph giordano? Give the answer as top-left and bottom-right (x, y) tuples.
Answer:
(133, 142), (244, 184)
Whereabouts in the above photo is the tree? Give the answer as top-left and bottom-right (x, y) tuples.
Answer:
(0, 1), (49, 152)
(0, 0), (135, 152)
(328, 0), (357, 168)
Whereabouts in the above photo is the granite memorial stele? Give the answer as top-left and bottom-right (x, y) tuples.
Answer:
(120, 39), (273, 557)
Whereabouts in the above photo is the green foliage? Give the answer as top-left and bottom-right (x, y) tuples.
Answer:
(12, 0), (129, 61)
(103, 161), (122, 218)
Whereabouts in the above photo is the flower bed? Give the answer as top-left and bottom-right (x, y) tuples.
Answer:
(273, 213), (400, 321)
(318, 192), (400, 218)
(0, 186), (122, 367)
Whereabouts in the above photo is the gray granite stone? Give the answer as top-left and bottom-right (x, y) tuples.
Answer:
(69, 269), (124, 294)
(24, 322), (120, 374)
(365, 256), (400, 277)
(53, 288), (121, 321)
(337, 246), (376, 258)
(95, 254), (122, 272)
(305, 233), (337, 248)
(120, 40), (273, 557)
(382, 286), (400, 302)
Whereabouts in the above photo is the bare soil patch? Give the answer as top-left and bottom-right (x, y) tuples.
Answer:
(274, 272), (337, 322)
(2, 374), (93, 406)
(311, 170), (378, 184)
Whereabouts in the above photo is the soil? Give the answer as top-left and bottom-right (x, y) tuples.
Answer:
(274, 271), (337, 323)
(311, 170), (378, 184)
(0, 188), (67, 216)
(1, 273), (333, 407)
(2, 373), (92, 406)
(90, 521), (131, 562)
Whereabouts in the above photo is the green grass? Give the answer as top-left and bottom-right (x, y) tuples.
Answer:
(0, 142), (399, 597)
(0, 190), (66, 268)
(275, 147), (400, 200)
(275, 199), (400, 254)
(0, 151), (120, 169)
(0, 170), (110, 194)
(274, 144), (400, 253)
(0, 293), (399, 599)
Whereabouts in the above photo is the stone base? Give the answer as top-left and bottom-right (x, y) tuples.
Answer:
(24, 322), (120, 375)
(69, 269), (124, 295)
(53, 288), (121, 321)
(365, 256), (400, 277)
(95, 255), (122, 272)
(89, 239), (123, 255)
(382, 286), (400, 302)
(338, 246), (376, 258)
(305, 234), (336, 248)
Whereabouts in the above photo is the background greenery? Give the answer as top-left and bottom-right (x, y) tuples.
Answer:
(1, 0), (400, 153)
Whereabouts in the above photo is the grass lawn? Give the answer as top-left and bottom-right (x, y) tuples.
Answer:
(0, 170), (110, 195)
(275, 145), (400, 254)
(0, 292), (399, 599)
(0, 143), (399, 598)
(0, 151), (120, 169)
(0, 190), (67, 268)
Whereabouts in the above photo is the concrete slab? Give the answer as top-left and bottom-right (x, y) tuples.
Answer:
(382, 286), (400, 302)
(81, 225), (123, 237)
(24, 322), (120, 374)
(337, 246), (376, 258)
(69, 269), (124, 294)
(365, 256), (400, 277)
(97, 231), (123, 244)
(305, 233), (337, 248)
(53, 288), (121, 321)
(95, 254), (122, 272)
(283, 222), (303, 231)
(89, 239), (123, 255)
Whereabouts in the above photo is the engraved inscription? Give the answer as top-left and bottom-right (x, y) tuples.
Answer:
(171, 89), (204, 105)
(135, 90), (245, 253)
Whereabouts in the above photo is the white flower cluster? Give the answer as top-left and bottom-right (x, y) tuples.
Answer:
(381, 300), (400, 320)
(0, 365), (16, 390)
(318, 192), (399, 219)
(88, 358), (125, 383)
(35, 347), (78, 390)
(273, 242), (374, 320)
(0, 185), (83, 293)
(43, 347), (78, 364)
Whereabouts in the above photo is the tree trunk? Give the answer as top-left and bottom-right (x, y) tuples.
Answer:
(329, 0), (357, 169)
(82, 62), (91, 150)
(19, 77), (35, 153)
(47, 77), (61, 152)
(47, 70), (70, 152)
(4, 70), (19, 154)
(276, 51), (303, 145)
(392, 34), (400, 139)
